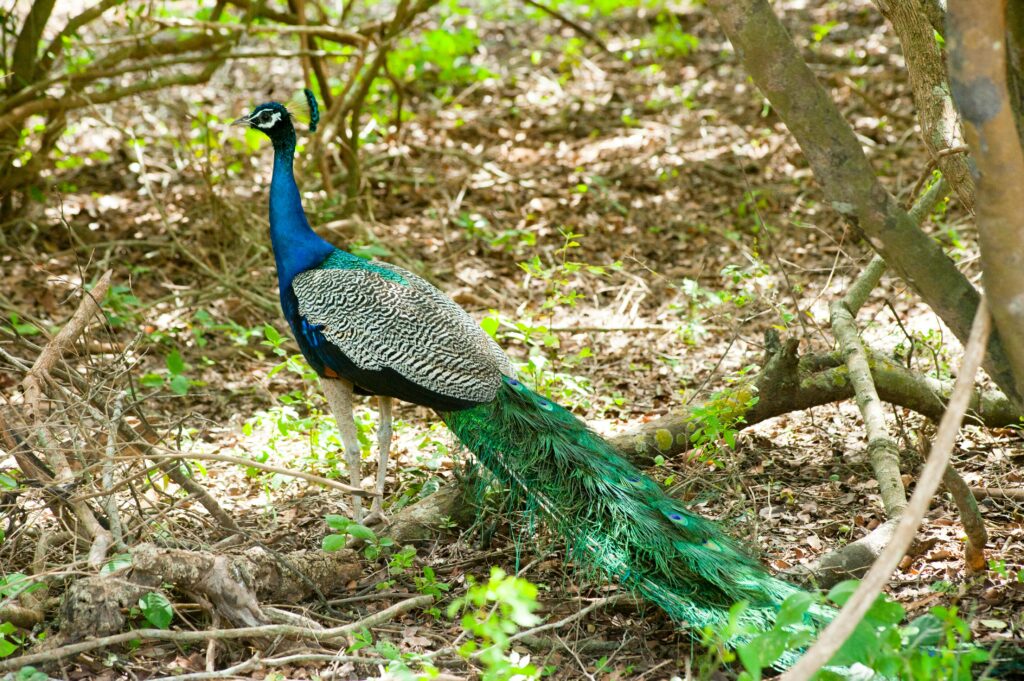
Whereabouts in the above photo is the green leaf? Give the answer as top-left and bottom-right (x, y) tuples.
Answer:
(263, 324), (281, 344)
(0, 574), (38, 598)
(826, 579), (858, 606)
(347, 524), (377, 542)
(322, 534), (347, 552)
(139, 592), (173, 629)
(480, 316), (500, 339)
(168, 374), (190, 396)
(865, 594), (905, 626)
(775, 591), (815, 628)
(166, 350), (186, 375)
(324, 514), (351, 532)
(738, 630), (789, 675)
(902, 613), (944, 648)
(0, 474), (17, 490)
(0, 638), (16, 658)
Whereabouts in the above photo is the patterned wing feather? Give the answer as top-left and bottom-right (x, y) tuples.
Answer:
(372, 261), (517, 377)
(292, 265), (505, 404)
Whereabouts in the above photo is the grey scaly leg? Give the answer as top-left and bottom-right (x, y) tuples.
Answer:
(322, 377), (363, 522)
(368, 395), (393, 524)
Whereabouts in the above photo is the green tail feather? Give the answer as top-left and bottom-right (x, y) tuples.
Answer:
(442, 377), (832, 651)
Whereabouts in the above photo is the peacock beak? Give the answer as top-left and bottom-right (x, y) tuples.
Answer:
(230, 116), (252, 127)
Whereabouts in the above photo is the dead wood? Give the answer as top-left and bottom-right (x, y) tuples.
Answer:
(58, 543), (362, 641)
(4, 272), (114, 565)
(783, 300), (991, 679)
(831, 257), (907, 517)
(941, 465), (988, 572)
(613, 331), (1022, 463)
(386, 482), (477, 545)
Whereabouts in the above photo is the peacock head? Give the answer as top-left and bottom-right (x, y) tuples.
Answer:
(233, 91), (318, 150)
(233, 102), (295, 147)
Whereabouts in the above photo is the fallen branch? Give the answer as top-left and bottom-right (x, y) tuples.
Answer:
(4, 595), (431, 672)
(784, 300), (991, 679)
(613, 335), (1021, 463)
(969, 487), (1024, 501)
(59, 543), (363, 639)
(830, 258), (907, 517)
(941, 465), (987, 572)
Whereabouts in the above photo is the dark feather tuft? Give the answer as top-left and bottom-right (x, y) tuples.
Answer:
(304, 88), (320, 133)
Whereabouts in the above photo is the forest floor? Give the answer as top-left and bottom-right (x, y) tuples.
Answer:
(2, 0), (1023, 679)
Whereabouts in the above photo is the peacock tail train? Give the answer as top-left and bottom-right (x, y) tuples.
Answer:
(443, 375), (834, 648)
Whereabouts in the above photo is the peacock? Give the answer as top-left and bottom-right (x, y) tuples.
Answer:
(234, 92), (832, 655)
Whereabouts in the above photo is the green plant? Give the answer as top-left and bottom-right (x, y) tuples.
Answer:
(453, 211), (536, 253)
(687, 384), (759, 466)
(667, 277), (725, 345)
(483, 230), (622, 408)
(0, 622), (20, 658)
(140, 349), (193, 396)
(811, 20), (839, 44)
(102, 285), (143, 328)
(700, 580), (989, 680)
(641, 13), (699, 58)
(138, 592), (174, 630)
(322, 514), (396, 560)
(416, 564), (448, 591)
(5, 313), (40, 336)
(0, 574), (42, 601)
(447, 568), (541, 681)
(13, 666), (48, 681)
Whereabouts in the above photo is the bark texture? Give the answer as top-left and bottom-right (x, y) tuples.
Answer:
(703, 0), (1021, 404)
(948, 0), (1024, 401)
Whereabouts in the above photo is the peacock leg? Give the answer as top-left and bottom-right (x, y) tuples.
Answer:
(367, 395), (393, 525)
(322, 377), (364, 522)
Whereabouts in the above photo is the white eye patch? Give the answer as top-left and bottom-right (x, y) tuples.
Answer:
(255, 111), (282, 129)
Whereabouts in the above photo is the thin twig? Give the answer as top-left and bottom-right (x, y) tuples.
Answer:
(147, 16), (369, 46)
(0, 595), (433, 672)
(133, 450), (375, 497)
(520, 0), (610, 53)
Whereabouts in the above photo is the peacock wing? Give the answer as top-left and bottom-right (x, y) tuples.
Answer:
(371, 261), (517, 377)
(291, 265), (505, 404)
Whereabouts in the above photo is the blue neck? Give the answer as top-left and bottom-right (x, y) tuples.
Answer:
(268, 136), (334, 294)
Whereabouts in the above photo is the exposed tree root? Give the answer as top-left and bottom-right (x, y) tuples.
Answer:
(613, 331), (1022, 463)
(58, 543), (361, 641)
